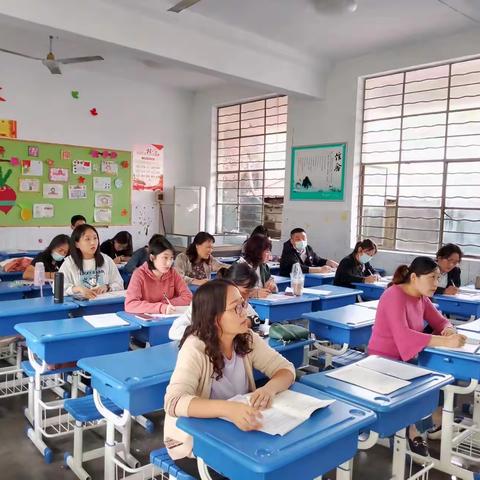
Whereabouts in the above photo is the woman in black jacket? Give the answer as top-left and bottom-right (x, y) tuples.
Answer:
(435, 243), (463, 295)
(334, 239), (378, 288)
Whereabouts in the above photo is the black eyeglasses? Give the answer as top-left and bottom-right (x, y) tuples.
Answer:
(227, 300), (248, 316)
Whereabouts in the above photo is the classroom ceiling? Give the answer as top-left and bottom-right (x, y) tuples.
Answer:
(0, 14), (226, 91)
(105, 0), (478, 61)
(1, 0), (479, 96)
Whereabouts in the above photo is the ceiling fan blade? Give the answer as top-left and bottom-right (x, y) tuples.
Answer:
(42, 59), (62, 74)
(168, 0), (202, 13)
(0, 47), (42, 60)
(56, 55), (104, 64)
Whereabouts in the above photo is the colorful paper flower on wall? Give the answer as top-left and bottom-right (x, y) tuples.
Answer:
(0, 147), (5, 156)
(90, 150), (100, 158)
(0, 167), (16, 214)
(71, 90), (79, 99)
(121, 208), (128, 217)
(47, 159), (54, 167)
(10, 157), (19, 166)
(78, 176), (86, 184)
(90, 108), (98, 116)
(121, 160), (129, 168)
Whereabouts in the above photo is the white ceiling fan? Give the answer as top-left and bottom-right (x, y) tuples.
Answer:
(168, 0), (202, 13)
(167, 0), (358, 14)
(0, 35), (104, 75)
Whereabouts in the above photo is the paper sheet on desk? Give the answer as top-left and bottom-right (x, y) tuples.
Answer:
(228, 390), (335, 436)
(357, 300), (380, 310)
(326, 364), (411, 394)
(358, 356), (431, 380)
(93, 290), (127, 300)
(454, 293), (480, 301)
(285, 287), (332, 296)
(83, 314), (129, 328)
(265, 294), (291, 302)
(135, 313), (179, 320)
(433, 343), (480, 354)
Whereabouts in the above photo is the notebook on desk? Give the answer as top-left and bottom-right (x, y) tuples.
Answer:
(227, 390), (335, 436)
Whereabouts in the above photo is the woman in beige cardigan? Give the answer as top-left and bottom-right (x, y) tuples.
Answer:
(174, 232), (228, 286)
(164, 279), (295, 479)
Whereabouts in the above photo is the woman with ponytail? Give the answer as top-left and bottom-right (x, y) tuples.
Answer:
(368, 256), (466, 456)
(333, 239), (378, 288)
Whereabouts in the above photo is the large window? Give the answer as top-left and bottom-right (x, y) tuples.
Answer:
(216, 96), (288, 238)
(358, 58), (480, 256)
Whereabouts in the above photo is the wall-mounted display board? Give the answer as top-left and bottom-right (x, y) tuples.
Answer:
(0, 138), (131, 226)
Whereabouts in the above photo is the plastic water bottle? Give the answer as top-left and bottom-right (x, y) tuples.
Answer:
(290, 262), (304, 296)
(33, 262), (45, 297)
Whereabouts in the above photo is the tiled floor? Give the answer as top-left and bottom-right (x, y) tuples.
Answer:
(0, 393), (467, 479)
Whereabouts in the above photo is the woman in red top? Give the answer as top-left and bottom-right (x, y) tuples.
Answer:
(125, 235), (192, 314)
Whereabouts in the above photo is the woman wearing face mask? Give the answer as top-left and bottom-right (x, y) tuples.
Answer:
(333, 239), (378, 288)
(125, 235), (192, 314)
(23, 234), (70, 281)
(368, 256), (466, 457)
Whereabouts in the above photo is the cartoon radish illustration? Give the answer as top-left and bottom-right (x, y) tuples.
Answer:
(0, 167), (16, 214)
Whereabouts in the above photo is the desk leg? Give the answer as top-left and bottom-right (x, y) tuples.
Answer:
(197, 457), (213, 480)
(336, 459), (353, 480)
(93, 390), (130, 480)
(104, 419), (116, 480)
(26, 349), (52, 462)
(391, 428), (406, 480)
(473, 385), (480, 426)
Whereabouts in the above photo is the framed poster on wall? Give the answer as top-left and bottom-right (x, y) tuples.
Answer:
(290, 143), (346, 201)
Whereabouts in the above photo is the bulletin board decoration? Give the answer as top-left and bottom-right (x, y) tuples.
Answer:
(0, 138), (131, 227)
(290, 143), (346, 201)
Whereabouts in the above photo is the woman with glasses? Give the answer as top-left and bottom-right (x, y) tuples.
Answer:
(435, 243), (463, 296)
(334, 239), (379, 288)
(164, 279), (295, 479)
(168, 263), (261, 341)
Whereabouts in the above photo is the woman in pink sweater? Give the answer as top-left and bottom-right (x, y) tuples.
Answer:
(368, 256), (466, 457)
(125, 235), (192, 314)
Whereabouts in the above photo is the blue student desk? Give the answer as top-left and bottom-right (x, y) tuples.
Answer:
(117, 311), (177, 346)
(249, 294), (315, 322)
(15, 316), (140, 364)
(301, 361), (453, 438)
(271, 275), (290, 292)
(0, 281), (32, 300)
(307, 284), (363, 311)
(0, 249), (41, 260)
(177, 382), (376, 480)
(458, 318), (480, 333)
(72, 293), (126, 316)
(304, 272), (335, 287)
(303, 304), (376, 348)
(432, 293), (480, 320)
(352, 281), (387, 301)
(267, 261), (280, 276)
(0, 271), (24, 281)
(215, 256), (239, 264)
(78, 342), (178, 415)
(0, 297), (79, 336)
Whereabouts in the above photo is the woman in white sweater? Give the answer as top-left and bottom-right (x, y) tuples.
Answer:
(60, 224), (123, 298)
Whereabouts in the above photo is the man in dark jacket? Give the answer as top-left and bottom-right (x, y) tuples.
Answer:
(279, 227), (338, 277)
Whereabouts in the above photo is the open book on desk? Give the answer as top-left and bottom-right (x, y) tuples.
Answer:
(228, 390), (335, 436)
(135, 305), (189, 321)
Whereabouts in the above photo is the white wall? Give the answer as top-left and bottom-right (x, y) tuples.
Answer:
(0, 54), (194, 250)
(193, 28), (480, 283)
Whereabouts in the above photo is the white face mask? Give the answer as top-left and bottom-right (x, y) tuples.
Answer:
(52, 252), (65, 262)
(295, 240), (307, 251)
(359, 253), (372, 264)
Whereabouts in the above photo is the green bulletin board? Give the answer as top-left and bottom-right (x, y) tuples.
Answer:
(0, 138), (131, 226)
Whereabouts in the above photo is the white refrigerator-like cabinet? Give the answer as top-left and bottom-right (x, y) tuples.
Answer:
(173, 186), (206, 235)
